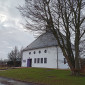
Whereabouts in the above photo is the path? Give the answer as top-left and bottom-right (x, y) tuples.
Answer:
(0, 77), (38, 85)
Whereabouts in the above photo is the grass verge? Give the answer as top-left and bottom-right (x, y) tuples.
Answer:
(0, 68), (85, 85)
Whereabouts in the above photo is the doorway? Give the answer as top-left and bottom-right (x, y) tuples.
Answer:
(27, 59), (32, 67)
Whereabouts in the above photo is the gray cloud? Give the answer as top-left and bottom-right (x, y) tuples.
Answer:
(0, 0), (35, 60)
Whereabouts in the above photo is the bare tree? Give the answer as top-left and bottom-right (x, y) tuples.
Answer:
(8, 46), (21, 67)
(18, 0), (85, 75)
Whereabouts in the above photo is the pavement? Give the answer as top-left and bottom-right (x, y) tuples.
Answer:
(0, 77), (37, 85)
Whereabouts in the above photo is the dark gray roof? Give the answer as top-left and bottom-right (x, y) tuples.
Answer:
(23, 32), (58, 51)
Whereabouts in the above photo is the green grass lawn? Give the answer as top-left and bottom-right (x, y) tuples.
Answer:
(0, 68), (85, 85)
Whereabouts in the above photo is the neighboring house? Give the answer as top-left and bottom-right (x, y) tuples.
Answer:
(22, 32), (69, 69)
(0, 59), (8, 67)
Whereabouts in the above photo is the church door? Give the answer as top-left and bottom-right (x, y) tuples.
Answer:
(27, 59), (32, 67)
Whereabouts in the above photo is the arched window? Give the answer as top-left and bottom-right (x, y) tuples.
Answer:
(39, 51), (41, 54)
(29, 52), (31, 55)
(34, 51), (36, 54)
(44, 50), (47, 53)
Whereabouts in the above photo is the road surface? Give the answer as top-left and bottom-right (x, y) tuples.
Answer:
(0, 77), (38, 85)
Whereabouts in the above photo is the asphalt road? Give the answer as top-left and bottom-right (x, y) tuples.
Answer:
(0, 77), (37, 85)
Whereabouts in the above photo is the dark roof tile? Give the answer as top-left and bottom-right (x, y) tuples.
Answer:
(23, 32), (58, 51)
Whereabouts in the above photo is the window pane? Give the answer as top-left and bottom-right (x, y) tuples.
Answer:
(34, 51), (36, 54)
(44, 58), (47, 63)
(64, 58), (67, 64)
(39, 51), (41, 54)
(41, 58), (43, 63)
(29, 52), (31, 55)
(34, 58), (36, 63)
(44, 50), (47, 53)
(23, 60), (26, 63)
(37, 58), (40, 63)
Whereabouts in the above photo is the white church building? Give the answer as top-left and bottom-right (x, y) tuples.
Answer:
(21, 32), (69, 69)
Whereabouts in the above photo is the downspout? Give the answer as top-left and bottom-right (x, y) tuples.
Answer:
(57, 46), (58, 69)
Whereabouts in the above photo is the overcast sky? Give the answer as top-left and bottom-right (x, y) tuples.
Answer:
(0, 0), (35, 60)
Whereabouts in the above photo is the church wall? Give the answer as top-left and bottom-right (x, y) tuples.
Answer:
(22, 46), (69, 69)
(57, 47), (69, 69)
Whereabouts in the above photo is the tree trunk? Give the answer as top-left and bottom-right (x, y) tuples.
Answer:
(74, 28), (81, 76)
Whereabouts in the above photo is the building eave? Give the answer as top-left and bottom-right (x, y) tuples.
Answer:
(22, 45), (58, 52)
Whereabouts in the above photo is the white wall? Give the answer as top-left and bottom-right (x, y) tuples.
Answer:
(57, 47), (69, 69)
(22, 46), (69, 69)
